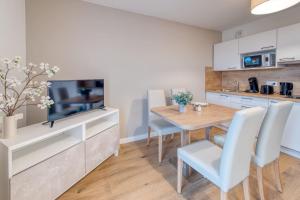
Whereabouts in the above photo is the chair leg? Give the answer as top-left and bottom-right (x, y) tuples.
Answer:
(257, 166), (265, 200)
(274, 159), (283, 192)
(147, 127), (151, 146)
(243, 177), (250, 200)
(220, 191), (228, 200)
(177, 157), (183, 193)
(158, 135), (163, 163)
(205, 127), (212, 140)
(180, 131), (184, 147)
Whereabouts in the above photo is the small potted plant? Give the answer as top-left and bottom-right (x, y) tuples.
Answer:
(0, 56), (59, 139)
(172, 91), (193, 113)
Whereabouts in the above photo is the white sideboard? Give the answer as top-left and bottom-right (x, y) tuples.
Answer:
(206, 92), (300, 159)
(0, 107), (119, 200)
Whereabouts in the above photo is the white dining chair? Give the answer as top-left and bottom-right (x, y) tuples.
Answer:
(214, 101), (294, 200)
(170, 88), (187, 105)
(177, 107), (266, 200)
(148, 89), (182, 163)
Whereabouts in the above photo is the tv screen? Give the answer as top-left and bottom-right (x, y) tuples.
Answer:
(48, 79), (104, 122)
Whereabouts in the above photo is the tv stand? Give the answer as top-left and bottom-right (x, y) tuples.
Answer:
(0, 107), (119, 200)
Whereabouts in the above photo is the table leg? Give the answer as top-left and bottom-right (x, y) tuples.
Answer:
(181, 130), (190, 177)
(205, 127), (212, 140)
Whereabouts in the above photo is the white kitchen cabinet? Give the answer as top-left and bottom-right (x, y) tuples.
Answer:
(277, 23), (300, 63)
(206, 92), (231, 107)
(281, 103), (300, 152)
(239, 30), (277, 54)
(239, 96), (269, 108)
(213, 39), (241, 71)
(206, 92), (268, 109)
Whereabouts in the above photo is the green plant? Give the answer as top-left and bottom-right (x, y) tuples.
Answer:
(172, 91), (193, 106)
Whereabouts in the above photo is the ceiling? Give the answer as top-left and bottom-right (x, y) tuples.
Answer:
(83, 0), (265, 31)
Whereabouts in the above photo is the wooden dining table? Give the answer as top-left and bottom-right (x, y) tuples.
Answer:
(151, 104), (237, 175)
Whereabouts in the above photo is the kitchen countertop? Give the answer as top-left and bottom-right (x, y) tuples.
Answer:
(206, 90), (300, 103)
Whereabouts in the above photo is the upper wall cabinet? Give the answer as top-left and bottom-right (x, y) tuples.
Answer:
(213, 39), (241, 71)
(277, 23), (300, 63)
(239, 30), (277, 54)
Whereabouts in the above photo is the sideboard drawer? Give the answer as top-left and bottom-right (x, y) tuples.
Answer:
(85, 125), (119, 173)
(10, 143), (85, 200)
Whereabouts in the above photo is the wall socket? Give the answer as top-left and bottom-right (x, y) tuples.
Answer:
(265, 80), (278, 86)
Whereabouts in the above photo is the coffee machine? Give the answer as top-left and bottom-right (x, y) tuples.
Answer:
(280, 82), (293, 96)
(248, 77), (259, 93)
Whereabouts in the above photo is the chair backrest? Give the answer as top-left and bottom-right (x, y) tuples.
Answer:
(219, 107), (266, 192)
(147, 90), (167, 121)
(171, 88), (187, 105)
(255, 101), (293, 167)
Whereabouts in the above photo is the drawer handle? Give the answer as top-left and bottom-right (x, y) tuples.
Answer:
(241, 97), (253, 100)
(228, 67), (236, 69)
(242, 106), (252, 109)
(270, 100), (278, 104)
(220, 95), (229, 97)
(261, 45), (275, 50)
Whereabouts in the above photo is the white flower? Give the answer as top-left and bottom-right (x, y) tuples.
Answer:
(40, 81), (51, 88)
(38, 96), (54, 109)
(1, 58), (11, 64)
(40, 62), (45, 70)
(6, 97), (16, 107)
(13, 56), (21, 64)
(52, 66), (60, 73)
(6, 77), (21, 88)
(22, 66), (30, 73)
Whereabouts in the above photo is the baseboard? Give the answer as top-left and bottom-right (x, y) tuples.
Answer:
(281, 146), (300, 159)
(120, 132), (158, 144)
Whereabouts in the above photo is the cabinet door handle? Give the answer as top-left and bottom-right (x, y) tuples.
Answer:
(279, 57), (295, 61)
(220, 94), (229, 97)
(227, 67), (237, 70)
(261, 45), (275, 50)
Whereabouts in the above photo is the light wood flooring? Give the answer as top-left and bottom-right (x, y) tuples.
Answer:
(59, 129), (300, 200)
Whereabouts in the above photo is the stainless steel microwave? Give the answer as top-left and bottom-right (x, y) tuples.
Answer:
(242, 53), (276, 68)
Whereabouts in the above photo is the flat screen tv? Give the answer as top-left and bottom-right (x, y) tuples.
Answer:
(47, 79), (104, 125)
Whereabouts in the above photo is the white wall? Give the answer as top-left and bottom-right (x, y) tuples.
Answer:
(222, 5), (300, 41)
(0, 0), (27, 127)
(26, 0), (221, 139)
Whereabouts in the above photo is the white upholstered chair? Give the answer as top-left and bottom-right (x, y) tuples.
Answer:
(177, 107), (266, 200)
(147, 89), (182, 163)
(214, 101), (294, 200)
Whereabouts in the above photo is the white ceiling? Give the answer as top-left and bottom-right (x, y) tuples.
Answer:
(83, 0), (300, 31)
(83, 0), (263, 31)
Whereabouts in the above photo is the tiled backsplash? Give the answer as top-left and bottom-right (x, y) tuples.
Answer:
(222, 66), (300, 95)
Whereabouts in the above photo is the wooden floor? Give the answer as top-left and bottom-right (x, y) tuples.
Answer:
(59, 129), (300, 200)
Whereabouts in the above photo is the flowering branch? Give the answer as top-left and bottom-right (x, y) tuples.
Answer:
(0, 57), (59, 116)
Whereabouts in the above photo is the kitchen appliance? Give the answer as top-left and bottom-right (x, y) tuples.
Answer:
(247, 77), (259, 93)
(280, 82), (293, 96)
(260, 85), (274, 95)
(242, 52), (276, 68)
